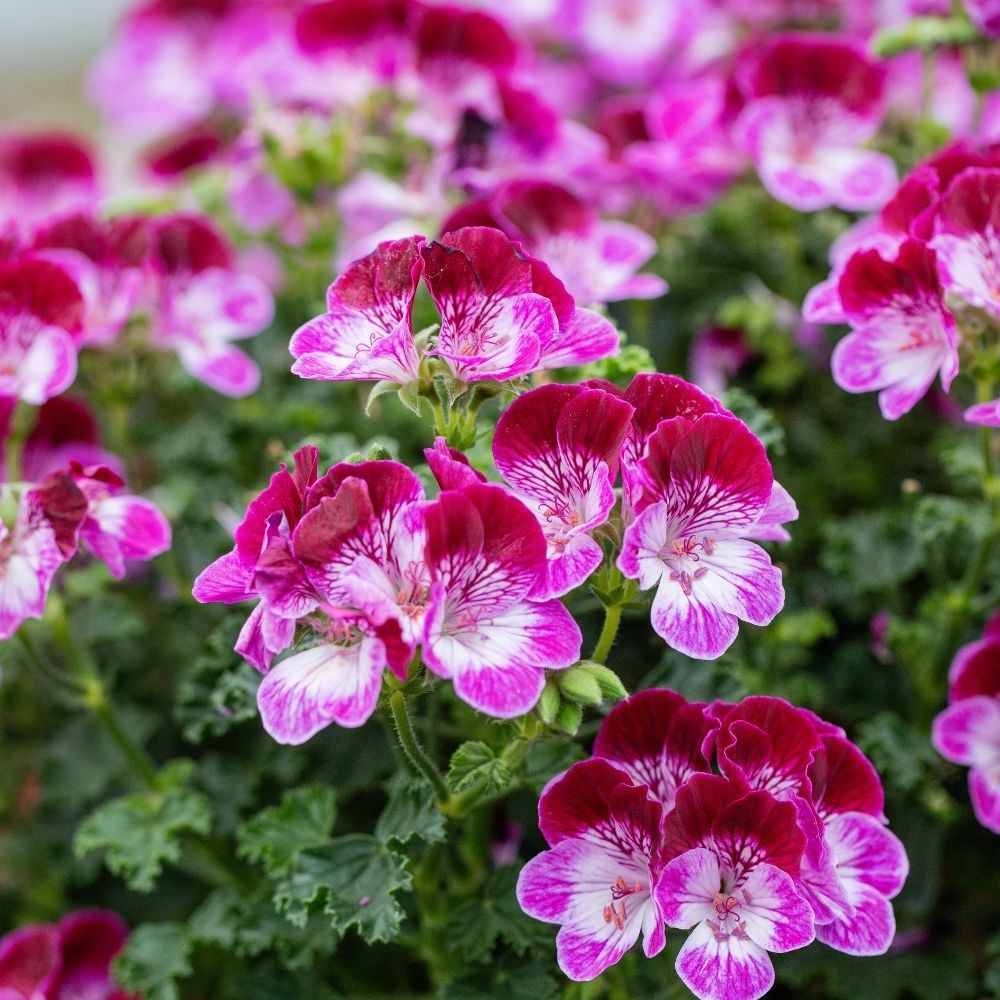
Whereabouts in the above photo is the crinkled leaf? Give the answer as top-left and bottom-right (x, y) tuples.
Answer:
(237, 785), (338, 877)
(447, 741), (512, 801)
(441, 956), (559, 1000)
(274, 834), (412, 943)
(113, 923), (192, 1000)
(375, 775), (446, 846)
(73, 761), (212, 892)
(521, 738), (586, 792)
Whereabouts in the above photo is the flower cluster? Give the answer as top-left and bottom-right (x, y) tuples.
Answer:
(0, 397), (171, 640)
(932, 612), (1000, 833)
(0, 908), (135, 1000)
(518, 690), (909, 1000)
(805, 141), (1000, 421)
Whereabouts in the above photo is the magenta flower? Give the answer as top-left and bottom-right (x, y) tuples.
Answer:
(965, 0), (1000, 36)
(445, 180), (666, 305)
(732, 34), (895, 212)
(290, 235), (423, 384)
(656, 775), (815, 1000)
(0, 133), (98, 233)
(149, 213), (274, 397)
(930, 167), (1000, 321)
(516, 758), (666, 980)
(421, 483), (581, 717)
(0, 909), (135, 1000)
(933, 614), (1000, 833)
(0, 255), (82, 405)
(617, 413), (785, 659)
(831, 239), (958, 420)
(493, 383), (633, 598)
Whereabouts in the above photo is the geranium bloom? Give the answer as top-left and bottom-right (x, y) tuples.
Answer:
(617, 412), (785, 659)
(933, 613), (1000, 833)
(965, 0), (1000, 36)
(492, 382), (633, 598)
(0, 255), (82, 405)
(290, 235), (423, 384)
(149, 213), (274, 397)
(443, 180), (666, 305)
(732, 34), (896, 212)
(656, 774), (815, 1000)
(0, 909), (135, 1000)
(421, 483), (581, 717)
(516, 758), (666, 979)
(831, 239), (958, 420)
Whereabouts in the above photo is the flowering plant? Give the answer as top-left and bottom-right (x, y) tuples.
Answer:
(1, 1), (999, 998)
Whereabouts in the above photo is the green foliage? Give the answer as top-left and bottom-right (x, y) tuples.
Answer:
(73, 761), (212, 891)
(447, 741), (513, 801)
(114, 923), (193, 1000)
(375, 776), (446, 846)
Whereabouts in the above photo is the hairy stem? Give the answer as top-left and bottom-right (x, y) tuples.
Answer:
(388, 690), (449, 802)
(592, 603), (623, 666)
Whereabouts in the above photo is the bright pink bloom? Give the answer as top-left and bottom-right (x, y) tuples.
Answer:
(965, 0), (1000, 36)
(617, 413), (785, 659)
(445, 180), (665, 305)
(516, 758), (666, 980)
(656, 775), (815, 1000)
(493, 383), (633, 598)
(0, 909), (135, 1000)
(149, 213), (273, 397)
(831, 239), (958, 420)
(19, 397), (120, 483)
(0, 134), (98, 233)
(421, 483), (581, 717)
(290, 235), (423, 384)
(733, 34), (895, 212)
(930, 167), (1000, 320)
(933, 614), (1000, 834)
(424, 437), (486, 491)
(689, 325), (753, 398)
(0, 255), (82, 405)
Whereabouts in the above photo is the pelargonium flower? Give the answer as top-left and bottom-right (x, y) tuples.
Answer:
(421, 483), (582, 717)
(149, 213), (274, 397)
(492, 382), (633, 598)
(0, 908), (136, 1000)
(656, 774), (815, 1000)
(732, 33), (896, 212)
(290, 235), (423, 385)
(933, 613), (1000, 833)
(617, 411), (785, 659)
(443, 180), (666, 305)
(0, 254), (83, 405)
(965, 0), (1000, 37)
(516, 758), (666, 979)
(831, 239), (958, 420)
(0, 133), (98, 233)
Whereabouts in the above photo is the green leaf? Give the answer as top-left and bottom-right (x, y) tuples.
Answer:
(74, 761), (212, 892)
(446, 741), (512, 800)
(113, 923), (192, 1000)
(237, 785), (338, 877)
(441, 956), (559, 1000)
(445, 866), (551, 963)
(274, 834), (412, 943)
(375, 775), (446, 846)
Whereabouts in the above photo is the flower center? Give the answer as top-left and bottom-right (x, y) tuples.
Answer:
(707, 887), (752, 943)
(660, 535), (715, 596)
(602, 875), (643, 931)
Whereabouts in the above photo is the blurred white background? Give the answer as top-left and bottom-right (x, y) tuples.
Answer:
(1, 0), (134, 129)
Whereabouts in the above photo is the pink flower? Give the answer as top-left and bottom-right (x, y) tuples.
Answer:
(831, 239), (958, 420)
(444, 180), (667, 305)
(0, 255), (82, 405)
(933, 613), (1000, 833)
(656, 774), (815, 1000)
(149, 213), (274, 397)
(0, 133), (98, 234)
(689, 325), (753, 397)
(965, 0), (1000, 37)
(617, 412), (785, 659)
(421, 483), (581, 717)
(0, 909), (135, 1000)
(930, 167), (1000, 320)
(516, 758), (666, 980)
(732, 34), (896, 212)
(492, 383), (633, 598)
(290, 235), (423, 384)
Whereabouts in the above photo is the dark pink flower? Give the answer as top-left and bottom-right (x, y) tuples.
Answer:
(493, 383), (633, 597)
(831, 239), (958, 420)
(517, 758), (666, 980)
(965, 0), (1000, 37)
(689, 325), (753, 397)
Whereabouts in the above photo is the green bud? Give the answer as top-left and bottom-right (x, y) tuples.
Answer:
(536, 681), (561, 725)
(555, 701), (583, 736)
(366, 443), (393, 461)
(578, 662), (628, 701)
(557, 667), (603, 706)
(343, 452), (363, 464)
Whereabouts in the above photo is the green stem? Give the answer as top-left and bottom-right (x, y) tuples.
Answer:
(3, 401), (32, 485)
(91, 697), (160, 791)
(388, 690), (449, 802)
(977, 377), (996, 481)
(427, 395), (448, 439)
(592, 603), (623, 665)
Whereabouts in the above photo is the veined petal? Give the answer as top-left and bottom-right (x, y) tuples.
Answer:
(825, 812), (908, 899)
(79, 494), (171, 579)
(675, 919), (775, 1000)
(736, 863), (815, 953)
(816, 881), (896, 956)
(538, 307), (619, 369)
(969, 768), (1000, 833)
(656, 848), (722, 929)
(534, 531), (604, 600)
(932, 695), (1000, 767)
(192, 549), (254, 604)
(257, 636), (387, 743)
